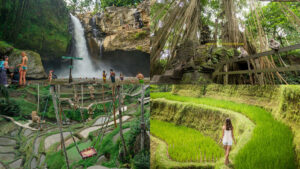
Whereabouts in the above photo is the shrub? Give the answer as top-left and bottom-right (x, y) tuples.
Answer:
(0, 99), (21, 117)
(133, 150), (150, 169)
(134, 31), (148, 40)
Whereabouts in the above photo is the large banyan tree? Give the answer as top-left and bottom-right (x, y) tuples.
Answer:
(150, 0), (300, 84)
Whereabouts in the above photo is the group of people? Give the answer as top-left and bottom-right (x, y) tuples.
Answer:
(102, 69), (144, 84)
(0, 51), (28, 87)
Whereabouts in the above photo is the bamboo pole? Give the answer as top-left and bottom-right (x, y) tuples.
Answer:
(37, 84), (39, 113)
(50, 85), (70, 169)
(117, 85), (128, 159)
(140, 83), (145, 151)
(113, 85), (117, 128)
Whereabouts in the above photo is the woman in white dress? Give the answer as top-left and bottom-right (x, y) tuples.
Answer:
(220, 118), (236, 165)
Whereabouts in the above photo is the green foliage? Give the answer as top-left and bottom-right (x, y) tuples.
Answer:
(101, 0), (143, 8)
(150, 85), (172, 93)
(136, 46), (143, 51)
(0, 85), (9, 101)
(151, 119), (224, 162)
(134, 31), (148, 40)
(245, 2), (300, 47)
(10, 98), (36, 117)
(151, 92), (297, 169)
(0, 99), (21, 117)
(0, 0), (71, 61)
(279, 85), (300, 123)
(45, 150), (66, 169)
(133, 150), (150, 169)
(150, 59), (167, 77)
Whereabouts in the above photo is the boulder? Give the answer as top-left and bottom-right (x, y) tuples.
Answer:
(9, 50), (47, 79)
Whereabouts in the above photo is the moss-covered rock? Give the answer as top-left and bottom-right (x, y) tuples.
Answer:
(9, 50), (47, 79)
(0, 41), (47, 79)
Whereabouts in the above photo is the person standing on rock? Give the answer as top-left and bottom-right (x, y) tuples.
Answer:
(18, 52), (28, 86)
(110, 69), (116, 84)
(120, 73), (124, 82)
(110, 69), (116, 97)
(219, 118), (236, 165)
(103, 70), (107, 83)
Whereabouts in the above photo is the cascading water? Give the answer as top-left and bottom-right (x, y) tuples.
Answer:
(70, 14), (98, 77)
(90, 15), (104, 58)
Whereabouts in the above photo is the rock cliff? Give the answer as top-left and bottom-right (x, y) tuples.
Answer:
(78, 0), (150, 58)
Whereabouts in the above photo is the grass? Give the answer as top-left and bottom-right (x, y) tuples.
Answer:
(151, 119), (224, 162)
(151, 92), (297, 169)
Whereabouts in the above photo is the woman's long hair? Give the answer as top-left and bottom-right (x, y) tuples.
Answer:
(225, 118), (233, 130)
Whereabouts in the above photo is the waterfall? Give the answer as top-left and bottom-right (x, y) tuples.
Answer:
(91, 14), (104, 58)
(70, 14), (97, 78)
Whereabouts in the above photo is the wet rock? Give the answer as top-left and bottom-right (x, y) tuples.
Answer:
(9, 50), (47, 79)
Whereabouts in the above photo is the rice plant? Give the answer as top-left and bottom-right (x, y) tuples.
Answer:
(151, 92), (297, 169)
(150, 119), (224, 163)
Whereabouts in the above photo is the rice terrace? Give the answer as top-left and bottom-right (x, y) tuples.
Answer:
(150, 85), (300, 169)
(0, 84), (150, 169)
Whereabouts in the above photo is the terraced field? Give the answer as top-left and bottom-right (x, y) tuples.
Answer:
(151, 119), (224, 162)
(151, 92), (297, 169)
(0, 84), (150, 169)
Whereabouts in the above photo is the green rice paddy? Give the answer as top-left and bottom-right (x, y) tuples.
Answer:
(151, 119), (224, 162)
(151, 92), (296, 169)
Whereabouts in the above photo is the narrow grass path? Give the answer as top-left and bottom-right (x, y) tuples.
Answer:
(151, 93), (296, 169)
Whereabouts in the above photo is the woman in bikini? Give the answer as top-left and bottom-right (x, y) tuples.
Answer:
(18, 52), (28, 86)
(220, 118), (236, 165)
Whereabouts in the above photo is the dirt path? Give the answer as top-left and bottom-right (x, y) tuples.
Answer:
(79, 116), (131, 138)
(1, 115), (38, 131)
(44, 132), (71, 150)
